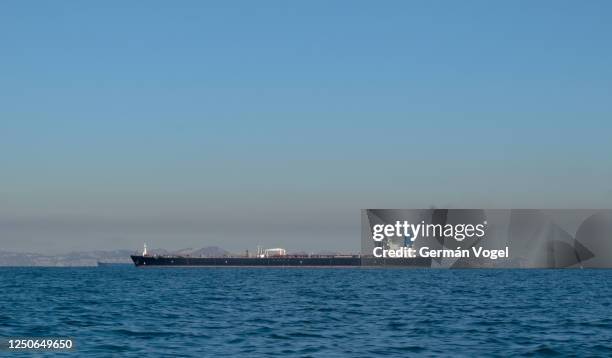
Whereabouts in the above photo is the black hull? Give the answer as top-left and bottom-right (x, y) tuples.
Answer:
(130, 255), (430, 267)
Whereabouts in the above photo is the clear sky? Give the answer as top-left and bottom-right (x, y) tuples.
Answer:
(1, 1), (611, 253)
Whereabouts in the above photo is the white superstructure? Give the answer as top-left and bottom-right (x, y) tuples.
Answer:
(257, 247), (286, 257)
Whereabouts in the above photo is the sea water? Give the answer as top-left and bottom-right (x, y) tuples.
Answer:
(1, 267), (611, 357)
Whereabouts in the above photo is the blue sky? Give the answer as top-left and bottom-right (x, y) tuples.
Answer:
(1, 1), (611, 253)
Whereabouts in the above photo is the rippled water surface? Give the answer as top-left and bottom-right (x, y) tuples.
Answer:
(1, 267), (612, 357)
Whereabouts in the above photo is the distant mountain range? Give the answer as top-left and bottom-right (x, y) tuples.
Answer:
(0, 246), (232, 267)
(162, 247), (231, 257)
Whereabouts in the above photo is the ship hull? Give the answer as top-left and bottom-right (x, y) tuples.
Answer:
(130, 255), (430, 267)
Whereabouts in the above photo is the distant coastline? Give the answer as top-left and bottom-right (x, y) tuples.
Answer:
(0, 249), (135, 267)
(0, 246), (343, 267)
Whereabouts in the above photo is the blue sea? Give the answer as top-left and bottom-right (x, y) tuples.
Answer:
(1, 268), (612, 357)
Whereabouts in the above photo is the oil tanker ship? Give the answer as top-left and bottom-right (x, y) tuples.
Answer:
(130, 244), (430, 267)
